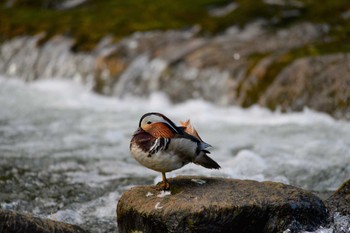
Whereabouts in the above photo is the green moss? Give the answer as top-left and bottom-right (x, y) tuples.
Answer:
(0, 0), (232, 50)
(242, 37), (350, 108)
(1, 0), (350, 53)
(246, 52), (272, 75)
(267, 38), (350, 78)
(0, 0), (350, 53)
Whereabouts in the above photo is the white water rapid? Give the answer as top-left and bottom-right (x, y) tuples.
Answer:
(0, 77), (349, 232)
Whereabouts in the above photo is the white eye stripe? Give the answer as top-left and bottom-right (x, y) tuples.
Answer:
(142, 115), (179, 133)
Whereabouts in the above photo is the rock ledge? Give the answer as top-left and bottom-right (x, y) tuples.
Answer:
(117, 176), (328, 233)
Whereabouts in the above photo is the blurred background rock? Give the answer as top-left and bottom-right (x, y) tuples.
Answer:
(1, 0), (349, 118)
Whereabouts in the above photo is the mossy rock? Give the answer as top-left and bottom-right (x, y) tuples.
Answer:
(117, 176), (328, 233)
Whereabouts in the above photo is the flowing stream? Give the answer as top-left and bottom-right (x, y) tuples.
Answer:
(0, 76), (350, 232)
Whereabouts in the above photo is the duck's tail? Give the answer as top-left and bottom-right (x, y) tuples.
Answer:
(194, 151), (221, 169)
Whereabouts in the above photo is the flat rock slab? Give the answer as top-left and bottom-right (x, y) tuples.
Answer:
(117, 176), (328, 233)
(0, 210), (89, 233)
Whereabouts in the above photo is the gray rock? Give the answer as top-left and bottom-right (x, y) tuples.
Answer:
(0, 209), (89, 233)
(117, 176), (328, 233)
(259, 53), (350, 119)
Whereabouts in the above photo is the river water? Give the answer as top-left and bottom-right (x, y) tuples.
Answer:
(0, 76), (349, 232)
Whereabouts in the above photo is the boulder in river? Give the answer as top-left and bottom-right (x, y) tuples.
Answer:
(0, 209), (89, 233)
(326, 178), (350, 216)
(117, 176), (328, 233)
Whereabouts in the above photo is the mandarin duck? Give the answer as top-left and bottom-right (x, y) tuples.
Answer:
(130, 112), (220, 190)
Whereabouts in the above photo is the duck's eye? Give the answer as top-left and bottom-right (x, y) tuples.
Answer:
(147, 121), (152, 124)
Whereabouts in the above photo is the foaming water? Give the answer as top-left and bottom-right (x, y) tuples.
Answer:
(1, 77), (349, 232)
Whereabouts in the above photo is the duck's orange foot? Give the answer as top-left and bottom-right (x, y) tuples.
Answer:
(157, 181), (170, 191)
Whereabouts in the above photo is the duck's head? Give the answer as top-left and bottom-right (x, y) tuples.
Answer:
(138, 112), (180, 138)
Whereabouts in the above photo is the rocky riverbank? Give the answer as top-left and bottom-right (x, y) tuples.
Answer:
(1, 21), (349, 119)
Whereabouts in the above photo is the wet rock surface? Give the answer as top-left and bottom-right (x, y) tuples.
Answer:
(326, 178), (350, 216)
(117, 176), (328, 233)
(0, 209), (89, 233)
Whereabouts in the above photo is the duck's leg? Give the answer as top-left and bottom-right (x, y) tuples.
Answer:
(160, 172), (170, 190)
